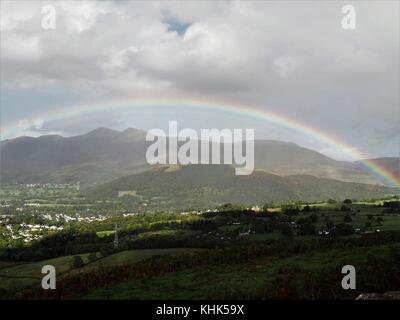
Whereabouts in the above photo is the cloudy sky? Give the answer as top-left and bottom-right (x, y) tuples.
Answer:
(0, 0), (399, 160)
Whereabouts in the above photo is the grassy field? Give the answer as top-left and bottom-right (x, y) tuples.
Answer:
(246, 233), (283, 241)
(76, 248), (204, 273)
(96, 230), (115, 237)
(83, 245), (395, 300)
(0, 261), (18, 269)
(1, 198), (400, 299)
(0, 248), (203, 293)
(0, 252), (93, 292)
(306, 202), (397, 231)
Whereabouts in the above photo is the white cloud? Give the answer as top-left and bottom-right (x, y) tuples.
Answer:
(0, 1), (399, 158)
(17, 118), (44, 130)
(273, 55), (303, 78)
(1, 1), (397, 97)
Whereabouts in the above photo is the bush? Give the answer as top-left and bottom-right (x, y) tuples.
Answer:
(281, 225), (293, 237)
(340, 205), (351, 212)
(299, 223), (316, 235)
(70, 255), (84, 269)
(383, 201), (400, 208)
(88, 252), (98, 262)
(100, 246), (114, 257)
(326, 221), (334, 229)
(283, 207), (300, 216)
(310, 213), (319, 223)
(343, 214), (352, 223)
(331, 223), (354, 236)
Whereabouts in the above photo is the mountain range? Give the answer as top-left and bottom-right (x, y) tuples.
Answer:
(1, 127), (398, 206)
(1, 127), (396, 184)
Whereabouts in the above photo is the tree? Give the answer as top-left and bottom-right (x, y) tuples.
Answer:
(71, 255), (84, 269)
(213, 215), (230, 226)
(331, 223), (354, 236)
(88, 252), (98, 262)
(283, 206), (300, 216)
(340, 205), (351, 212)
(218, 203), (246, 212)
(343, 199), (352, 204)
(100, 246), (114, 257)
(343, 214), (352, 223)
(281, 225), (293, 237)
(326, 221), (334, 229)
(310, 212), (319, 223)
(299, 223), (316, 235)
(251, 222), (266, 234)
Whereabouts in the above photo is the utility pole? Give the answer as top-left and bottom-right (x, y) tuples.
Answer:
(113, 223), (118, 250)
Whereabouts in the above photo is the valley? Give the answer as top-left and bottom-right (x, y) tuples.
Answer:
(1, 128), (399, 300)
(1, 181), (400, 299)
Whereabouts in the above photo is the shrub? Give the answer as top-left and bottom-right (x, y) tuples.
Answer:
(281, 225), (293, 237)
(340, 205), (351, 212)
(88, 252), (98, 262)
(326, 221), (334, 229)
(70, 255), (84, 269)
(283, 207), (300, 216)
(299, 223), (316, 235)
(310, 213), (319, 223)
(343, 214), (352, 223)
(331, 223), (354, 236)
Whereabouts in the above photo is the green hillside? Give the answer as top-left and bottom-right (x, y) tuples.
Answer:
(0, 248), (202, 293)
(84, 165), (398, 209)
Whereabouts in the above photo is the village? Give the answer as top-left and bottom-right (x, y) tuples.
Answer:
(0, 211), (109, 244)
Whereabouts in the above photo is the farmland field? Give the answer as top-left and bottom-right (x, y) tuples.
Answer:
(0, 248), (204, 293)
(1, 182), (400, 300)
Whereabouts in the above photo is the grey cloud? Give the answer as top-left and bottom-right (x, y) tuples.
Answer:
(1, 1), (399, 158)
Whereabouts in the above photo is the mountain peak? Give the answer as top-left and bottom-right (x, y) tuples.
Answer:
(84, 127), (120, 137)
(117, 127), (146, 141)
(122, 127), (141, 134)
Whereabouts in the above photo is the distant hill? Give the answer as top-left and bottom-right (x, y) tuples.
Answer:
(355, 157), (400, 186)
(0, 128), (149, 184)
(253, 140), (381, 185)
(0, 127), (394, 186)
(84, 165), (398, 209)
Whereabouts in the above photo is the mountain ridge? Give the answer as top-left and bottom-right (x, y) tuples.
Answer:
(0, 127), (397, 186)
(84, 164), (398, 209)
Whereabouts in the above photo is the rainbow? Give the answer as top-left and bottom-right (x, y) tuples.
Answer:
(1, 96), (399, 187)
